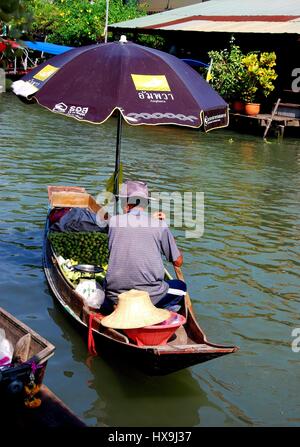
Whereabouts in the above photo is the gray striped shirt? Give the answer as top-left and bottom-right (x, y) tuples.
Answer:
(104, 209), (180, 304)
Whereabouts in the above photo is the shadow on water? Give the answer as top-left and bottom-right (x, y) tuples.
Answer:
(47, 298), (224, 427)
(85, 358), (205, 427)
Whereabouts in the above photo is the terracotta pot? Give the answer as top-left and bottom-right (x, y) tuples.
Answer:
(244, 103), (261, 116)
(232, 100), (244, 113)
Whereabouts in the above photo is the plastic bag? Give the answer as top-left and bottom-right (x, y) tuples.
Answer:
(75, 279), (105, 309)
(0, 328), (13, 368)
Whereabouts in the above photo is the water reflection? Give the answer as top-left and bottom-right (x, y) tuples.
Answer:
(48, 300), (227, 427)
(85, 358), (203, 427)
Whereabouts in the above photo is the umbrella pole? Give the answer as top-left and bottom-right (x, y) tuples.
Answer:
(113, 110), (122, 214)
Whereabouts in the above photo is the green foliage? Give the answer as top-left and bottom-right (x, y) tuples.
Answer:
(135, 33), (165, 50)
(241, 51), (277, 103)
(0, 0), (31, 37)
(208, 45), (248, 103)
(208, 44), (278, 104)
(1, 1), (158, 49)
(25, 0), (61, 36)
(26, 0), (146, 46)
(121, 32), (166, 50)
(0, 0), (23, 22)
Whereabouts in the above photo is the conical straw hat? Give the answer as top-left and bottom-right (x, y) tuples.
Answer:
(100, 289), (171, 329)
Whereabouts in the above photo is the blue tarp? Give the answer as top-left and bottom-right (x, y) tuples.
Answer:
(23, 41), (74, 55)
(181, 58), (209, 68)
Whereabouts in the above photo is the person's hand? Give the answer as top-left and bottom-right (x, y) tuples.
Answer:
(152, 211), (166, 220)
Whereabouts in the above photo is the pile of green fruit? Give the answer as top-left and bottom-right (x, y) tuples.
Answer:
(48, 231), (109, 267)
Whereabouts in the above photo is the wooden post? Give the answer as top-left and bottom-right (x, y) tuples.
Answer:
(263, 98), (281, 140)
(278, 124), (285, 140)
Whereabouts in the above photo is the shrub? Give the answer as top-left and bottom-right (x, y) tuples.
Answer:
(208, 43), (278, 104)
(241, 51), (277, 103)
(208, 44), (248, 103)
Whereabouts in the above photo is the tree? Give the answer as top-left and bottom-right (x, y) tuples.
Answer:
(0, 0), (32, 37)
(0, 0), (23, 22)
(26, 0), (146, 46)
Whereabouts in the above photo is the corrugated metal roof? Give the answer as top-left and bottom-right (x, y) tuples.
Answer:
(109, 0), (300, 34)
(161, 19), (300, 34)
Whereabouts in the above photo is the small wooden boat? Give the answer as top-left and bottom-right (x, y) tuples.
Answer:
(43, 186), (238, 375)
(3, 384), (86, 428)
(0, 307), (55, 397)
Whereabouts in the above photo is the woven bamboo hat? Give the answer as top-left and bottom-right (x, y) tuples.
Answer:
(100, 289), (171, 329)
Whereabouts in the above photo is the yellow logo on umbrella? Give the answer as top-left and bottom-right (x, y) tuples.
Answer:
(131, 74), (170, 91)
(33, 65), (59, 81)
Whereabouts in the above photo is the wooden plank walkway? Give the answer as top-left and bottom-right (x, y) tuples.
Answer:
(229, 112), (300, 137)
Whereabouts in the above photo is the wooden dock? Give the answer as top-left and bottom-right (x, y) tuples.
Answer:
(229, 111), (300, 138)
(2, 384), (86, 428)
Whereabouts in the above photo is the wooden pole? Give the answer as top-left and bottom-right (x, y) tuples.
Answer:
(104, 0), (109, 43)
(263, 98), (281, 140)
(113, 110), (122, 215)
(174, 265), (196, 319)
(278, 124), (285, 140)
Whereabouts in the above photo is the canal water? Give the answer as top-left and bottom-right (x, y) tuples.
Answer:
(0, 93), (299, 427)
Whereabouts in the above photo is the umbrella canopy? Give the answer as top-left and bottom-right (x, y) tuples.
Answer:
(12, 36), (228, 200)
(13, 37), (228, 131)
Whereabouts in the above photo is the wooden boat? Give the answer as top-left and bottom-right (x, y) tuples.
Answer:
(3, 384), (86, 428)
(43, 186), (238, 375)
(0, 307), (55, 397)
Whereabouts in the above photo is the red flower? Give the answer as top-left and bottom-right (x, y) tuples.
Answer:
(0, 42), (7, 53)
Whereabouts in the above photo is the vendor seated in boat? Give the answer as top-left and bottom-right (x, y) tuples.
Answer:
(98, 180), (186, 313)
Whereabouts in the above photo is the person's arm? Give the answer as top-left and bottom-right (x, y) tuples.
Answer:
(97, 207), (110, 221)
(173, 252), (183, 268)
(160, 226), (183, 266)
(153, 212), (183, 266)
(95, 206), (111, 232)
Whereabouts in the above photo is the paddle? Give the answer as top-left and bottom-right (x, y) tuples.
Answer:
(173, 265), (196, 319)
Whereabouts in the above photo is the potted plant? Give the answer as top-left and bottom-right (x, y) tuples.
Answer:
(208, 44), (248, 112)
(208, 44), (277, 116)
(241, 52), (278, 116)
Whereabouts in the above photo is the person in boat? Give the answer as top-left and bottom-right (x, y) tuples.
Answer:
(98, 180), (186, 313)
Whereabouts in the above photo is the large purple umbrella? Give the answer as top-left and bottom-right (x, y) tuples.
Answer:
(13, 36), (228, 197)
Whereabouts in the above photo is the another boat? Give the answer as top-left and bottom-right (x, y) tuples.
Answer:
(43, 186), (238, 375)
(3, 384), (86, 428)
(0, 307), (55, 397)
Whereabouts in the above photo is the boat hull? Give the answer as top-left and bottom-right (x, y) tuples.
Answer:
(0, 307), (55, 399)
(44, 237), (237, 376)
(43, 186), (238, 375)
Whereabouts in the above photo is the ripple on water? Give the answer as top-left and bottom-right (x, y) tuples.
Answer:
(1, 92), (300, 426)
